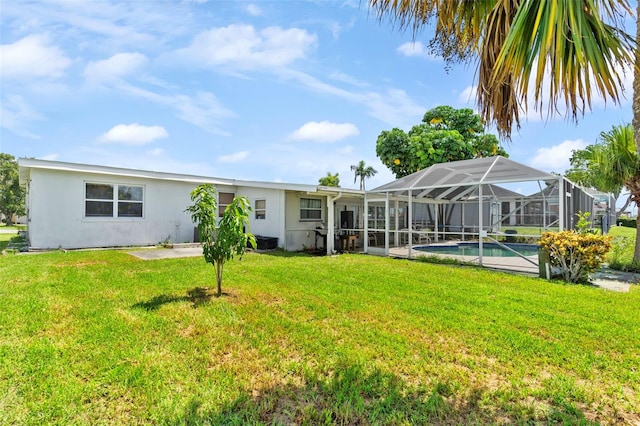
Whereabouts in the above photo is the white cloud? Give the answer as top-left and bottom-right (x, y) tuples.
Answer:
(173, 92), (235, 135)
(328, 71), (368, 88)
(147, 148), (164, 156)
(328, 17), (355, 40)
(98, 123), (168, 145)
(288, 121), (359, 143)
(337, 145), (354, 155)
(246, 4), (262, 16)
(84, 52), (148, 83)
(117, 84), (235, 135)
(364, 88), (426, 125)
(172, 24), (317, 70)
(458, 86), (477, 104)
(218, 151), (249, 163)
(0, 34), (71, 79)
(529, 139), (588, 172)
(0, 95), (44, 139)
(396, 41), (439, 61)
(39, 153), (60, 161)
(277, 69), (425, 126)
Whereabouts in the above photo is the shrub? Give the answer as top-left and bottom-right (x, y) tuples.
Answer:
(616, 217), (637, 228)
(539, 231), (612, 283)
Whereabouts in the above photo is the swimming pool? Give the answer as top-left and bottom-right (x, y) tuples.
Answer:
(414, 242), (539, 257)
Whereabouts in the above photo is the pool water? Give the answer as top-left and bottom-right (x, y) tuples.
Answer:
(414, 242), (539, 257)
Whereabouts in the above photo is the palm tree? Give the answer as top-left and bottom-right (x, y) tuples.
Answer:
(351, 160), (378, 191)
(594, 124), (640, 261)
(318, 172), (340, 187)
(369, 0), (635, 139)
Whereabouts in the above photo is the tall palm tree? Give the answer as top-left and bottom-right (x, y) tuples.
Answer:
(633, 2), (640, 154)
(369, 0), (635, 139)
(595, 124), (640, 261)
(351, 160), (378, 191)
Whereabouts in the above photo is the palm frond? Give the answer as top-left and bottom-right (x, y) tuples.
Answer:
(488, 0), (634, 137)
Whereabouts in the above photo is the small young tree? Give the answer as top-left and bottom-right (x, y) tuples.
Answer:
(186, 184), (256, 297)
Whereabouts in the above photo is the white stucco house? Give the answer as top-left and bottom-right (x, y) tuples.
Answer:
(20, 156), (604, 263)
(18, 158), (365, 253)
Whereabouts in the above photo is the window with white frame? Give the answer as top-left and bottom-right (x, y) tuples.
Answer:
(218, 192), (235, 217)
(85, 183), (143, 218)
(255, 199), (266, 220)
(300, 198), (322, 221)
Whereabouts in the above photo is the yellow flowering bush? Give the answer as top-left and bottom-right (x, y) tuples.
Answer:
(539, 230), (612, 283)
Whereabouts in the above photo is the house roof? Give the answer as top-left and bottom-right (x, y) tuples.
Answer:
(17, 158), (327, 193)
(369, 156), (559, 201)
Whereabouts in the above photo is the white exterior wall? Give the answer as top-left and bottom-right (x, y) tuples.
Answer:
(236, 185), (286, 248)
(26, 168), (202, 249)
(26, 169), (290, 250)
(284, 191), (326, 251)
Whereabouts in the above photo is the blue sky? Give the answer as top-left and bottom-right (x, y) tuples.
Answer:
(0, 0), (635, 193)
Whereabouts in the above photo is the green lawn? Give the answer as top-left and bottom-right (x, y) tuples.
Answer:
(607, 225), (637, 267)
(0, 231), (21, 251)
(1, 250), (638, 425)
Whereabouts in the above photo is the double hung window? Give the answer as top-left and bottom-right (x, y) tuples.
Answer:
(85, 183), (143, 218)
(255, 199), (266, 220)
(218, 192), (235, 217)
(300, 198), (321, 221)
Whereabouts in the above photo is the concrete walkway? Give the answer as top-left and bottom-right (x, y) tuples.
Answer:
(591, 269), (638, 293)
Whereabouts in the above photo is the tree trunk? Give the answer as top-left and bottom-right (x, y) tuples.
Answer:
(215, 260), (224, 297)
(633, 3), (640, 262)
(616, 195), (632, 218)
(635, 215), (640, 263)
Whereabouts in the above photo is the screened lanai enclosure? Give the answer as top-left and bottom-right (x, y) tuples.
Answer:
(364, 156), (611, 273)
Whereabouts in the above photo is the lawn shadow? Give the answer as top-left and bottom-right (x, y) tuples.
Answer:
(253, 249), (317, 258)
(162, 362), (594, 425)
(132, 287), (215, 311)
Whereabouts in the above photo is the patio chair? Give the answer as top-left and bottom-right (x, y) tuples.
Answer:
(412, 229), (431, 245)
(368, 233), (377, 247)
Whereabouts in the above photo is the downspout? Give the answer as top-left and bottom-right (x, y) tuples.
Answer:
(364, 193), (369, 253)
(326, 192), (343, 255)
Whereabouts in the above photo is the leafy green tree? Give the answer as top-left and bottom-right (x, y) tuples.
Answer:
(369, 0), (634, 139)
(376, 106), (507, 178)
(594, 124), (640, 261)
(186, 184), (256, 297)
(350, 160), (377, 190)
(565, 143), (631, 217)
(318, 172), (340, 187)
(567, 124), (640, 261)
(0, 153), (25, 226)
